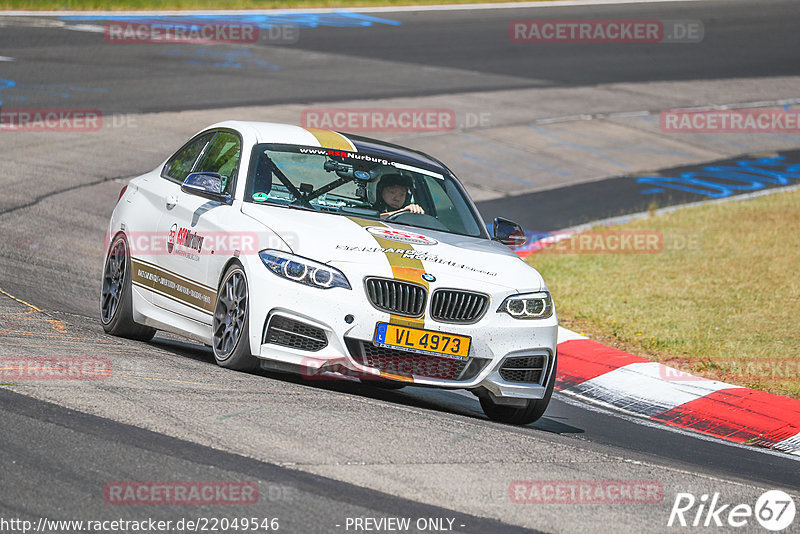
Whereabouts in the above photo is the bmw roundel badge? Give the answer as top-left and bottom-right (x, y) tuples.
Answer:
(421, 273), (436, 282)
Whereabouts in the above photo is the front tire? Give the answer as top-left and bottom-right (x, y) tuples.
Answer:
(479, 360), (556, 425)
(100, 234), (156, 341)
(368, 380), (407, 390)
(212, 264), (259, 372)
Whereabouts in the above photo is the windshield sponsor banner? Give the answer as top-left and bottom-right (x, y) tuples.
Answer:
(301, 108), (457, 132)
(661, 108), (800, 133)
(297, 146), (390, 166)
(1, 357), (112, 380)
(104, 22), (259, 44)
(510, 19), (703, 43)
(104, 482), (258, 505)
(278, 144), (446, 178)
(0, 108), (102, 132)
(509, 480), (663, 504)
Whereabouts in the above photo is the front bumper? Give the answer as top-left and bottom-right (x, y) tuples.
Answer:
(243, 256), (558, 399)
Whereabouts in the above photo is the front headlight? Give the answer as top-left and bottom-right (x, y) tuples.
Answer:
(497, 292), (553, 319)
(259, 250), (351, 290)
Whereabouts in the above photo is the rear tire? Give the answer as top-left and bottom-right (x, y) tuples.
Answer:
(100, 234), (157, 341)
(479, 359), (556, 425)
(212, 264), (259, 372)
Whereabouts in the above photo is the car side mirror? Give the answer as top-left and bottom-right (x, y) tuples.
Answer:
(181, 172), (232, 204)
(493, 217), (527, 247)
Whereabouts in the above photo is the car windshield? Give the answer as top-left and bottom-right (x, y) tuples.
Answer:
(244, 144), (485, 237)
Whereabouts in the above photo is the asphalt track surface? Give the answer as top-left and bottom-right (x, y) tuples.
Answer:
(0, 0), (797, 111)
(476, 148), (800, 230)
(1, 1), (800, 532)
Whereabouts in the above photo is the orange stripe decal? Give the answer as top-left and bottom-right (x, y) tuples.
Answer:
(304, 128), (356, 151)
(347, 217), (428, 328)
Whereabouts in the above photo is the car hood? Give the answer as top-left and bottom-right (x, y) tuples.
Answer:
(241, 204), (544, 293)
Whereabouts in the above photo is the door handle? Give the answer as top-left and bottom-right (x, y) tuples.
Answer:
(166, 195), (178, 209)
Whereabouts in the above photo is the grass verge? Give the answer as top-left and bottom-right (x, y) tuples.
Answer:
(0, 0), (552, 11)
(528, 188), (800, 399)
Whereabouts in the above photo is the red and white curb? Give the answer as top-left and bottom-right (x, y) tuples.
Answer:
(555, 327), (800, 456)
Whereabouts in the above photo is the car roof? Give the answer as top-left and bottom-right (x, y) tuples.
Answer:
(206, 120), (448, 172)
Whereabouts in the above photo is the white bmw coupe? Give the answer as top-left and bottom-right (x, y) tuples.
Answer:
(101, 121), (558, 424)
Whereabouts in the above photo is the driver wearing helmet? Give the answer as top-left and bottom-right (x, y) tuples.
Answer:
(374, 173), (425, 218)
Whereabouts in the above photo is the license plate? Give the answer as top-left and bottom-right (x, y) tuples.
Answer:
(373, 323), (471, 360)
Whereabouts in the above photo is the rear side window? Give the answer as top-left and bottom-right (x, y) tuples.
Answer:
(163, 133), (214, 182)
(194, 132), (241, 195)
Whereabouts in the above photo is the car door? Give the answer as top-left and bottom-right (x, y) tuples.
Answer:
(127, 131), (214, 306)
(154, 130), (243, 325)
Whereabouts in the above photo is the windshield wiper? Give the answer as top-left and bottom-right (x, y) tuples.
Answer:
(283, 203), (316, 212)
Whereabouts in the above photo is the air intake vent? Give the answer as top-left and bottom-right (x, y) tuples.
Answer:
(499, 355), (546, 384)
(345, 338), (488, 381)
(264, 315), (327, 352)
(365, 277), (426, 317)
(430, 289), (489, 324)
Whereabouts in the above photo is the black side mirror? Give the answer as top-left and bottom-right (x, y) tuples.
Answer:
(181, 172), (232, 204)
(493, 217), (527, 247)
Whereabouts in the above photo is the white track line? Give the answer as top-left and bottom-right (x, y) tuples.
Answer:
(569, 361), (739, 416)
(0, 56), (15, 61)
(557, 326), (589, 343)
(0, 0), (709, 17)
(532, 97), (800, 126)
(773, 432), (800, 456)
